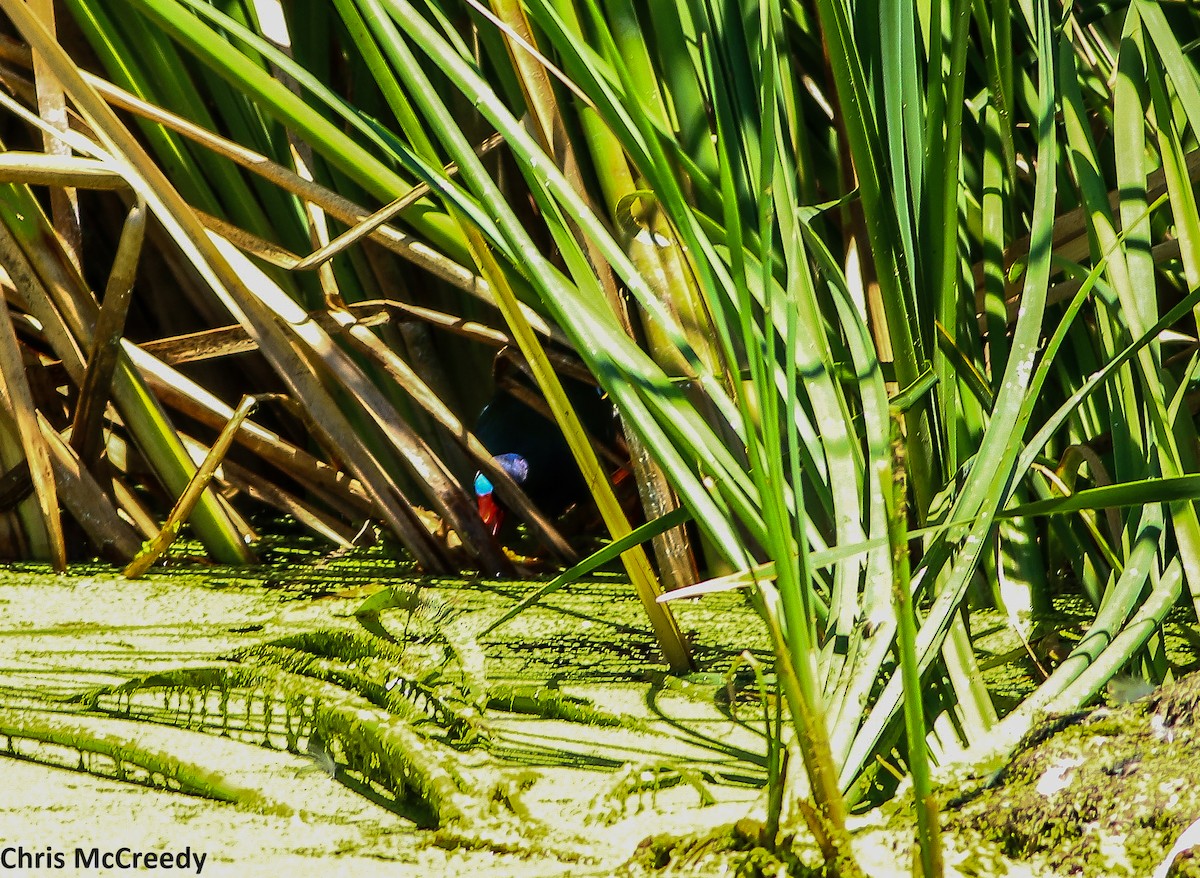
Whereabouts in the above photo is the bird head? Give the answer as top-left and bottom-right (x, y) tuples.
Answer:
(474, 452), (529, 537)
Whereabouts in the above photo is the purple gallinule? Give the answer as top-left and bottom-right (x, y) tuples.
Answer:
(473, 366), (617, 537)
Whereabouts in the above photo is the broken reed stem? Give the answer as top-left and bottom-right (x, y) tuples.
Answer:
(124, 394), (280, 577)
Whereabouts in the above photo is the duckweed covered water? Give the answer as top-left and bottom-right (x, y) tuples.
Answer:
(0, 530), (777, 876)
(3, 527), (1199, 876)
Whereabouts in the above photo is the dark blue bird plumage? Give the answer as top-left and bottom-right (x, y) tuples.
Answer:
(473, 371), (616, 532)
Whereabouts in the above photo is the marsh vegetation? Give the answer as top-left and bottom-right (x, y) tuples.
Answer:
(3, 0), (1200, 874)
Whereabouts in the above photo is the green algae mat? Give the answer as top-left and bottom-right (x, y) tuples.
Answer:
(0, 544), (774, 877)
(1, 543), (1198, 877)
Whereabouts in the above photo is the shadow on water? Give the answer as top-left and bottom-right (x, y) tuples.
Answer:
(0, 533), (777, 833)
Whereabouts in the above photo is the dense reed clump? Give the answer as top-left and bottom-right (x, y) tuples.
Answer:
(3, 0), (1200, 871)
